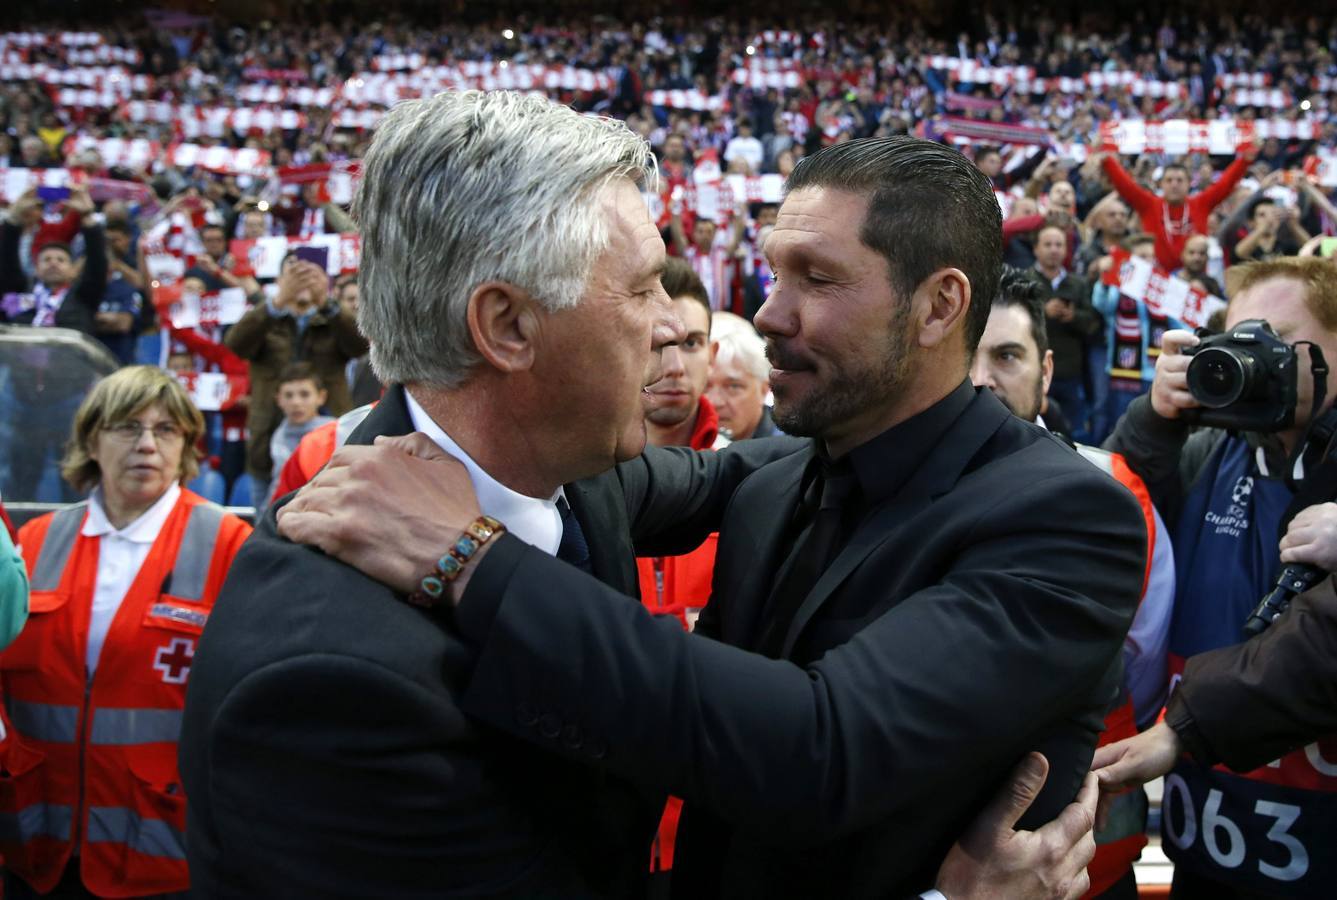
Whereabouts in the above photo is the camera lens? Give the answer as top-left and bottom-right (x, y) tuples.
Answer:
(1187, 347), (1251, 408)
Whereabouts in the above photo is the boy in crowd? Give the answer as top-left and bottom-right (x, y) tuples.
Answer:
(267, 362), (333, 507)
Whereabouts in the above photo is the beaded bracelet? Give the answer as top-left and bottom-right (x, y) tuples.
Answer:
(407, 514), (506, 608)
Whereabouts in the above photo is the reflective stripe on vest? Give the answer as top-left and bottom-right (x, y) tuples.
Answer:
(335, 403), (374, 448)
(29, 503), (87, 591)
(5, 698), (79, 744)
(0, 803), (74, 843)
(163, 502), (226, 601)
(86, 806), (186, 860)
(89, 708), (183, 745)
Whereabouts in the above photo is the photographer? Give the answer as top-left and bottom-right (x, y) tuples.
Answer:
(1104, 257), (1337, 898)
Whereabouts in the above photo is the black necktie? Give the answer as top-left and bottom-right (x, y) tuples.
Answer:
(556, 496), (593, 574)
(757, 457), (859, 658)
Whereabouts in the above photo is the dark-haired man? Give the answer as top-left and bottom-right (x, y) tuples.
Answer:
(282, 134), (1147, 897)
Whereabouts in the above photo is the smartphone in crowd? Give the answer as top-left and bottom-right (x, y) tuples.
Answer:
(293, 245), (329, 272)
(36, 185), (71, 203)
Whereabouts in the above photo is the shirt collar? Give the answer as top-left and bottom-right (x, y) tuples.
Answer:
(404, 389), (564, 556)
(845, 379), (976, 506)
(83, 482), (181, 542)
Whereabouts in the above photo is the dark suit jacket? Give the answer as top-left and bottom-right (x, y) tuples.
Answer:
(180, 384), (791, 898)
(1167, 578), (1337, 774)
(452, 386), (1146, 898)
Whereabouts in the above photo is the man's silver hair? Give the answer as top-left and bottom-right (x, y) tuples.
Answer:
(354, 90), (657, 388)
(710, 311), (770, 382)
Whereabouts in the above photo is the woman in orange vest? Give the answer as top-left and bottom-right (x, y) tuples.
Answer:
(0, 366), (251, 898)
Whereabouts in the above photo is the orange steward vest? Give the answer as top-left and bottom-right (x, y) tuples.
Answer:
(0, 490), (250, 897)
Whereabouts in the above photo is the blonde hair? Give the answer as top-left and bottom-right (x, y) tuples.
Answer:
(1227, 257), (1337, 331)
(61, 365), (205, 492)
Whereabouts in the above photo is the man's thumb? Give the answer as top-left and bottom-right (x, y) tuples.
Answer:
(995, 752), (1050, 832)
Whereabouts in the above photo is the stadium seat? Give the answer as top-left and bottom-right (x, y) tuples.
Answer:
(227, 473), (255, 508)
(188, 467), (227, 505)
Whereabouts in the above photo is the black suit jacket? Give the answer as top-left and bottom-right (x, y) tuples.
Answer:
(452, 387), (1146, 898)
(181, 385), (792, 898)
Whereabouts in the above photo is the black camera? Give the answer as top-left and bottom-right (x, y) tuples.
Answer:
(1183, 319), (1298, 432)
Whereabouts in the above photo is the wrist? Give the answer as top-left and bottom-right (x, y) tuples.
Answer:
(407, 515), (505, 607)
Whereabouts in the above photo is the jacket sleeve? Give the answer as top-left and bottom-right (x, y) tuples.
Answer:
(0, 220), (27, 298)
(328, 306), (369, 360)
(1067, 279), (1102, 338)
(0, 524), (28, 652)
(1002, 213), (1046, 245)
(453, 466), (1143, 842)
(1166, 579), (1337, 773)
(1194, 153), (1252, 214)
(223, 301), (276, 360)
(1091, 282), (1119, 317)
(72, 224), (108, 312)
(619, 436), (807, 557)
(170, 327), (249, 375)
(1101, 155), (1158, 220)
(1101, 394), (1192, 514)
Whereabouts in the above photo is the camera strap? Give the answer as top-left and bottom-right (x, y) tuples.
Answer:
(1280, 342), (1333, 516)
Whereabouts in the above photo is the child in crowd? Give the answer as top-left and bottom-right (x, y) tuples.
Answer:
(267, 362), (333, 508)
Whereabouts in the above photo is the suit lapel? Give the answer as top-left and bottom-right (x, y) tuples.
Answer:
(779, 390), (1013, 658)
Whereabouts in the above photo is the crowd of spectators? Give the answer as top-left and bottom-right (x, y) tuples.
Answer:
(1, 7), (1337, 503)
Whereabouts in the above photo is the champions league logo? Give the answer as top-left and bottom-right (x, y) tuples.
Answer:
(1206, 475), (1253, 537)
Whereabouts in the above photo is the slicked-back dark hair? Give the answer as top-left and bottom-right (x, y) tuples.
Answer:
(992, 265), (1049, 357)
(786, 136), (1003, 354)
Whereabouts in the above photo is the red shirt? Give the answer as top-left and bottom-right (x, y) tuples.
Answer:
(1103, 154), (1250, 271)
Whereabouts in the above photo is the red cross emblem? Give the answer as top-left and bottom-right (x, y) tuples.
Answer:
(153, 637), (195, 685)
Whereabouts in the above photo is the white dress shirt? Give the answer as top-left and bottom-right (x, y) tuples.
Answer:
(405, 391), (564, 555)
(82, 483), (181, 676)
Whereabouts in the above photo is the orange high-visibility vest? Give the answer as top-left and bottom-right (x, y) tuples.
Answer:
(1076, 446), (1156, 898)
(0, 490), (250, 897)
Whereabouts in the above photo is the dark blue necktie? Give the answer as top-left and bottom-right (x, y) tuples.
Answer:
(557, 496), (593, 573)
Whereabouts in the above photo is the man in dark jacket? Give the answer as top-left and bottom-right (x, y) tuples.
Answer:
(224, 253), (367, 506)
(0, 186), (106, 335)
(1029, 225), (1101, 441)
